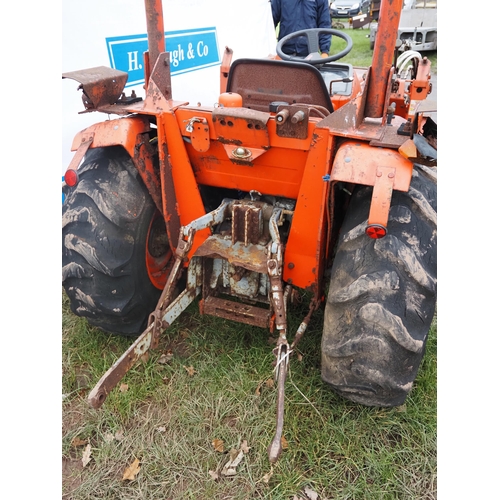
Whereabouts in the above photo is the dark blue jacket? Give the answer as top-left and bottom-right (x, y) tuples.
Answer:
(271, 0), (332, 56)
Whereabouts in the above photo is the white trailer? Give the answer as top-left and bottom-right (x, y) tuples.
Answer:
(369, 0), (437, 52)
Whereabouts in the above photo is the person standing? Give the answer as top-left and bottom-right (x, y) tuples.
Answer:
(271, 0), (332, 58)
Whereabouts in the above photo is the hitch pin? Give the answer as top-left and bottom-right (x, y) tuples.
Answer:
(185, 117), (204, 133)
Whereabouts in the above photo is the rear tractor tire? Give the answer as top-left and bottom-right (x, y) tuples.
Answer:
(322, 164), (437, 407)
(62, 146), (172, 337)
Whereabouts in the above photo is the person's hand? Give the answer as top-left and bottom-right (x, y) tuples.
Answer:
(321, 52), (329, 58)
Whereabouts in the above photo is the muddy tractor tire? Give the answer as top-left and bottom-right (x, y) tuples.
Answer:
(321, 164), (437, 407)
(62, 146), (171, 337)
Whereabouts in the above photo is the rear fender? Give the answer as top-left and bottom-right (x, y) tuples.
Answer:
(330, 141), (413, 231)
(68, 116), (163, 216)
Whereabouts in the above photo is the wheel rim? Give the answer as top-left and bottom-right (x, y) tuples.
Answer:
(146, 210), (173, 289)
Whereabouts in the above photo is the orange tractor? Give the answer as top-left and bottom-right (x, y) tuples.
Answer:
(62, 0), (437, 462)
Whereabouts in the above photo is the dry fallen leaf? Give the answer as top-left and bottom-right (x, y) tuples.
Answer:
(212, 439), (225, 453)
(281, 435), (289, 450)
(241, 440), (250, 454)
(82, 444), (92, 467)
(221, 466), (237, 477)
(75, 365), (91, 390)
(221, 449), (244, 477)
(256, 378), (274, 395)
(183, 365), (196, 377)
(114, 431), (124, 441)
(208, 470), (219, 480)
(296, 352), (304, 362)
(71, 436), (88, 447)
(103, 432), (114, 443)
(139, 352), (150, 364)
(262, 468), (273, 484)
(303, 485), (319, 500)
(122, 458), (141, 481)
(158, 351), (173, 364)
(119, 383), (129, 393)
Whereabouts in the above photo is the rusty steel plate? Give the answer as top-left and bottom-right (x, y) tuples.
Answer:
(62, 66), (128, 109)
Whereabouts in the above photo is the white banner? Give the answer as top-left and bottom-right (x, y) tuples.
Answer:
(62, 0), (277, 171)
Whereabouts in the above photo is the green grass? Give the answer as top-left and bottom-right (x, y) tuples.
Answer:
(62, 291), (437, 499)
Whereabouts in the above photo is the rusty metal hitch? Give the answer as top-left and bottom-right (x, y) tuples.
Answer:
(268, 341), (290, 463)
(266, 218), (289, 463)
(266, 292), (319, 463)
(87, 196), (319, 466)
(88, 199), (236, 409)
(266, 209), (320, 463)
(148, 227), (195, 349)
(88, 222), (202, 409)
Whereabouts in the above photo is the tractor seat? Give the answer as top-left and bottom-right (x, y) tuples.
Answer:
(226, 58), (334, 114)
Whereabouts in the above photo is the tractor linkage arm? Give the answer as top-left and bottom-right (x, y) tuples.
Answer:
(87, 199), (319, 463)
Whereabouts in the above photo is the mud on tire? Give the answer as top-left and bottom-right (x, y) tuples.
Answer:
(62, 146), (169, 337)
(321, 164), (437, 407)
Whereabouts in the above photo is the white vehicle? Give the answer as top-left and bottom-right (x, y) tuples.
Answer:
(369, 0), (437, 51)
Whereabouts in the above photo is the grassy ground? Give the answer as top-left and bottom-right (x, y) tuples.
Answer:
(62, 289), (437, 499)
(328, 23), (375, 67)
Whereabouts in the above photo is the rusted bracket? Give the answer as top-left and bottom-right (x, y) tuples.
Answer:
(65, 134), (94, 173)
(186, 117), (210, 153)
(219, 46), (234, 94)
(367, 166), (396, 232)
(267, 208), (287, 335)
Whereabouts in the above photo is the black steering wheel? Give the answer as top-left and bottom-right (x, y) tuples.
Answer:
(276, 28), (353, 65)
